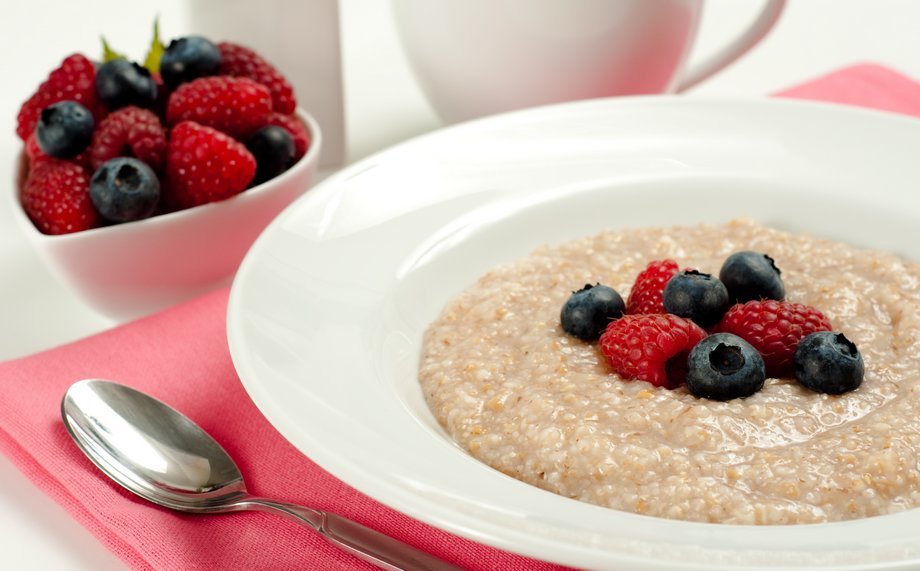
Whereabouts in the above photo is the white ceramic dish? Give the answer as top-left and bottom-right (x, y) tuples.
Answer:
(11, 109), (321, 320)
(227, 98), (920, 570)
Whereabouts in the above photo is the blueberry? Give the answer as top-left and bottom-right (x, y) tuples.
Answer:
(35, 101), (95, 159)
(89, 158), (160, 223)
(662, 270), (730, 328)
(159, 36), (221, 89)
(686, 333), (765, 400)
(719, 251), (785, 303)
(245, 126), (296, 185)
(793, 331), (864, 394)
(95, 58), (158, 109)
(560, 283), (625, 341)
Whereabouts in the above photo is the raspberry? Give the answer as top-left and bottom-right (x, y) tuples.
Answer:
(626, 259), (679, 315)
(16, 54), (104, 141)
(715, 300), (832, 376)
(164, 121), (256, 209)
(166, 76), (272, 138)
(599, 314), (707, 389)
(25, 133), (46, 163)
(263, 112), (310, 159)
(218, 42), (296, 114)
(89, 106), (167, 171)
(21, 159), (99, 235)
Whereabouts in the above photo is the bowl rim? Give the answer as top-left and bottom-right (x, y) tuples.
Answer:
(11, 107), (322, 242)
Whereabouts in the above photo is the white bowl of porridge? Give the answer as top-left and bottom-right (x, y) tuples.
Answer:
(228, 97), (920, 569)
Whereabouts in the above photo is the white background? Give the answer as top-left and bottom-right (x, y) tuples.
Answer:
(2, 1), (920, 568)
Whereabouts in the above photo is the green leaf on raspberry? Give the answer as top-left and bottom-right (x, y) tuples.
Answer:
(143, 17), (165, 73)
(101, 36), (127, 62)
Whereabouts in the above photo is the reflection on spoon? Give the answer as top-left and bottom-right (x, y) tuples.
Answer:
(62, 379), (461, 571)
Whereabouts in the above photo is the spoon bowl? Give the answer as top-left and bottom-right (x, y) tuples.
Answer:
(62, 379), (460, 570)
(63, 379), (247, 510)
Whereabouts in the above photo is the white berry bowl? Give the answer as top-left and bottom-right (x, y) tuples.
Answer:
(11, 108), (321, 320)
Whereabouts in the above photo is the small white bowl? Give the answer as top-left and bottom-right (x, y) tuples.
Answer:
(11, 109), (321, 320)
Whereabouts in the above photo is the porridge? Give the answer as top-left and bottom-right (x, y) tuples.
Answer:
(418, 219), (920, 524)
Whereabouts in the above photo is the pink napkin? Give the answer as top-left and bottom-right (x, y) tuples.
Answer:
(2, 63), (920, 571)
(774, 62), (920, 114)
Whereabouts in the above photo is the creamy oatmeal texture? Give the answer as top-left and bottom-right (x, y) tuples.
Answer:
(418, 220), (920, 524)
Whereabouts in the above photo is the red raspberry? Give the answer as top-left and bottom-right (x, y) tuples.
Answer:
(626, 259), (679, 315)
(89, 106), (167, 171)
(16, 54), (104, 141)
(262, 112), (310, 160)
(715, 300), (832, 375)
(599, 314), (707, 389)
(21, 159), (99, 235)
(218, 42), (296, 114)
(25, 133), (46, 163)
(166, 76), (272, 139)
(164, 121), (256, 209)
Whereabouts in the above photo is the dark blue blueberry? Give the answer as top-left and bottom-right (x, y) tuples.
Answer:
(245, 126), (296, 185)
(662, 270), (730, 328)
(89, 158), (160, 223)
(719, 251), (785, 303)
(686, 333), (765, 400)
(560, 283), (625, 341)
(35, 101), (95, 159)
(159, 36), (221, 89)
(793, 331), (864, 394)
(95, 59), (158, 109)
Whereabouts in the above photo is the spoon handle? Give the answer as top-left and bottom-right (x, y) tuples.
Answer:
(243, 498), (463, 571)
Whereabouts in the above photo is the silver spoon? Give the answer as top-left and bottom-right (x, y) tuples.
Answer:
(61, 378), (462, 571)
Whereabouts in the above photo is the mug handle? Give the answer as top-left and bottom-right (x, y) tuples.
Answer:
(676, 0), (786, 92)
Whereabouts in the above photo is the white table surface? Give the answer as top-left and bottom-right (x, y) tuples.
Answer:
(3, 1), (920, 568)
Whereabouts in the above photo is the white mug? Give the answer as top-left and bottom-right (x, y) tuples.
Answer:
(392, 0), (785, 123)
